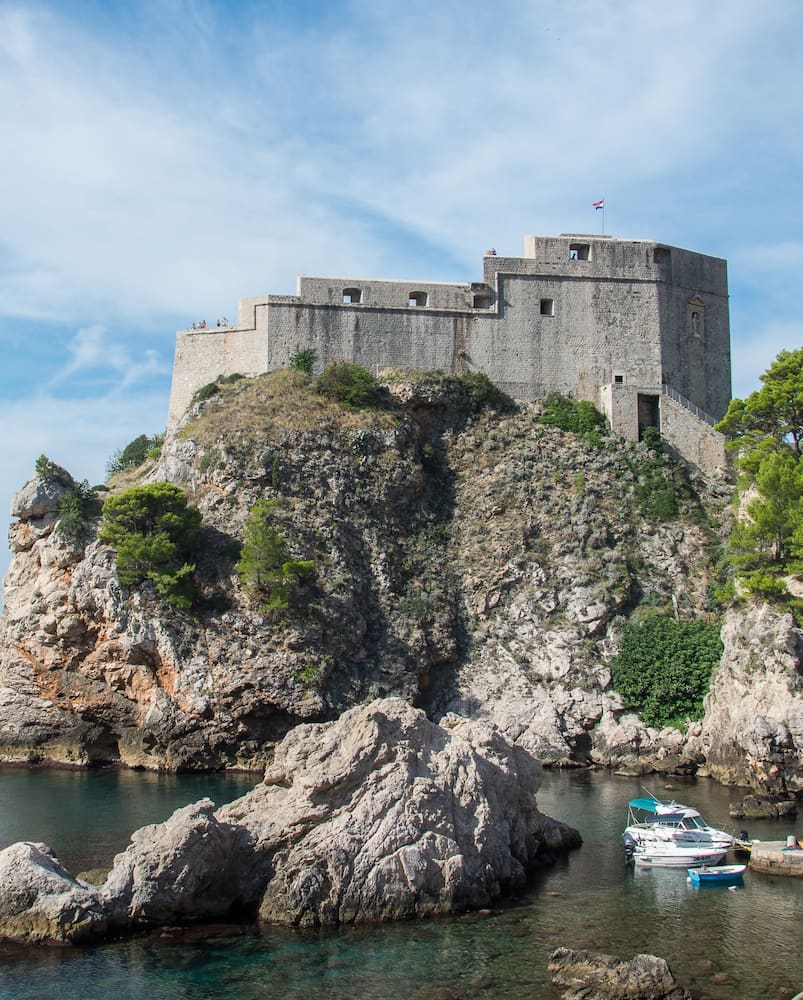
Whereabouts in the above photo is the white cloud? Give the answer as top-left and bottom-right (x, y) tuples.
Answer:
(48, 325), (170, 389)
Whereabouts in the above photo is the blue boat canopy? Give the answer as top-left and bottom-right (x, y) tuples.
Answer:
(628, 797), (668, 812)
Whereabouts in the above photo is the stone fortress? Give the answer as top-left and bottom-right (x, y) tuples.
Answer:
(168, 234), (731, 474)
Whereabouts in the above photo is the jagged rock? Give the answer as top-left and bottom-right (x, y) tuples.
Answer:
(0, 842), (108, 944)
(548, 947), (693, 1000)
(0, 699), (580, 944)
(219, 699), (581, 926)
(728, 794), (797, 820)
(690, 604), (803, 795)
(101, 799), (253, 927)
(11, 470), (74, 521)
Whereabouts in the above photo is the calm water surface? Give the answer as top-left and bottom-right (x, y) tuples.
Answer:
(0, 767), (800, 999)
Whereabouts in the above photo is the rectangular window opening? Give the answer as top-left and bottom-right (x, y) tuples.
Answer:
(569, 243), (590, 261)
(540, 298), (555, 316)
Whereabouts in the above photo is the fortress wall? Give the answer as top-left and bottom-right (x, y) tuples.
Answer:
(165, 235), (732, 474)
(659, 393), (729, 477)
(168, 320), (268, 426)
(465, 270), (664, 402)
(297, 276), (473, 310)
(264, 300), (461, 376)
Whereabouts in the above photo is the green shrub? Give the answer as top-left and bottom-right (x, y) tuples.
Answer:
(236, 499), (315, 611)
(610, 614), (723, 729)
(289, 346), (317, 375)
(459, 371), (504, 409)
(317, 362), (380, 410)
(539, 393), (605, 446)
(35, 454), (66, 481)
(57, 480), (100, 539)
(106, 433), (164, 478)
(99, 483), (202, 609)
(194, 382), (219, 403)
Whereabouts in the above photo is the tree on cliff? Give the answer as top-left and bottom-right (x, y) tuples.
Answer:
(717, 347), (803, 462)
(99, 483), (202, 609)
(236, 499), (315, 611)
(716, 347), (803, 610)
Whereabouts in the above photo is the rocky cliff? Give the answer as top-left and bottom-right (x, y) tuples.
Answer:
(0, 370), (799, 789)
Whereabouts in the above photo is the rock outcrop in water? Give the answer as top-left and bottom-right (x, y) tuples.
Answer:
(0, 699), (580, 944)
(548, 948), (693, 1000)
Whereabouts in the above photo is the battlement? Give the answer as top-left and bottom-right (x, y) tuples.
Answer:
(168, 234), (731, 475)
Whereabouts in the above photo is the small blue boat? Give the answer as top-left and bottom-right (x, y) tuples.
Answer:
(687, 864), (746, 887)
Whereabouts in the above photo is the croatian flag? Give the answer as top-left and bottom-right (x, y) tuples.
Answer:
(593, 199), (604, 210)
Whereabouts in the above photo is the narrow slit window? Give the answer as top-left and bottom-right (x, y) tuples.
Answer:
(343, 287), (361, 304)
(540, 298), (555, 316)
(408, 291), (428, 307)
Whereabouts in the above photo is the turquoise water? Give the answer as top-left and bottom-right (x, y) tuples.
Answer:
(0, 767), (801, 999)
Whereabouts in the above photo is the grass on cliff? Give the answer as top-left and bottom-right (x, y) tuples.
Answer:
(179, 370), (402, 449)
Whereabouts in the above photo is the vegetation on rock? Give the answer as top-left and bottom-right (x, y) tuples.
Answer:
(106, 433), (164, 478)
(236, 499), (315, 611)
(317, 362), (381, 410)
(610, 613), (723, 730)
(716, 346), (803, 619)
(56, 480), (100, 539)
(538, 393), (606, 447)
(99, 483), (202, 608)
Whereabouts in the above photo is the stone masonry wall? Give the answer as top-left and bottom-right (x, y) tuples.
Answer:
(166, 235), (731, 475)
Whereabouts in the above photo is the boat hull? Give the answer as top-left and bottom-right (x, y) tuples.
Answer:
(633, 848), (727, 869)
(687, 865), (746, 886)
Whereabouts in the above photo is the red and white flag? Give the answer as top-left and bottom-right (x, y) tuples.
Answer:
(592, 199), (604, 210)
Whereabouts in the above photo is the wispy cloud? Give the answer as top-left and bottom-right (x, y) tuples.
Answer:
(48, 325), (170, 392)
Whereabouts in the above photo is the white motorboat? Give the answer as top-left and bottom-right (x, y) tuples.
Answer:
(623, 796), (734, 850)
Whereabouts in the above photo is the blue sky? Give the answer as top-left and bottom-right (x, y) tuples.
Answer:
(1, 0), (803, 589)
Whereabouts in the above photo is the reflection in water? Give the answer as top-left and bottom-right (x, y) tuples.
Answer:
(0, 767), (800, 1000)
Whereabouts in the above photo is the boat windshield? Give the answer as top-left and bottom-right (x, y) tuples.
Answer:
(682, 816), (707, 829)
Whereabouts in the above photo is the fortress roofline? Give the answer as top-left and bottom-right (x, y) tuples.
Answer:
(297, 274), (468, 287)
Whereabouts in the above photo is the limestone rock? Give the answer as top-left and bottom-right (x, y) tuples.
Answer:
(729, 794), (797, 820)
(11, 470), (74, 521)
(220, 698), (581, 927)
(690, 604), (803, 795)
(548, 947), (693, 1000)
(0, 699), (579, 944)
(0, 842), (107, 944)
(101, 799), (252, 927)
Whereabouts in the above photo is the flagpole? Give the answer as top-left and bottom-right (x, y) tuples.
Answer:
(601, 198), (605, 236)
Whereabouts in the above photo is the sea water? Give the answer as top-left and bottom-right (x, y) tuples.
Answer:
(0, 767), (800, 1000)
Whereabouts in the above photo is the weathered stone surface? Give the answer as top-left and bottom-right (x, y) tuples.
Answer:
(729, 794), (797, 820)
(0, 842), (107, 944)
(0, 699), (580, 944)
(690, 604), (803, 795)
(219, 699), (580, 926)
(101, 799), (252, 927)
(548, 947), (693, 1000)
(11, 471), (74, 521)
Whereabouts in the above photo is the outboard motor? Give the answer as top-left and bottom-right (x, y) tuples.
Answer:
(740, 829), (749, 842)
(623, 833), (637, 864)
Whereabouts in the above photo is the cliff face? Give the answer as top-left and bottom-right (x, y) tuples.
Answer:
(1, 370), (795, 786)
